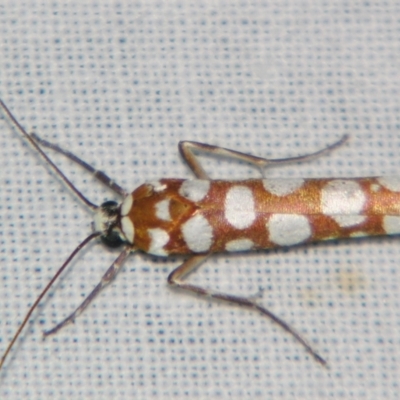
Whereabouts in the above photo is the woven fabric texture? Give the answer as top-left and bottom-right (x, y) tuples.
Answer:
(0, 1), (399, 399)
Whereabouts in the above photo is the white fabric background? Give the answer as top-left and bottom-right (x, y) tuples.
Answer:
(0, 1), (399, 398)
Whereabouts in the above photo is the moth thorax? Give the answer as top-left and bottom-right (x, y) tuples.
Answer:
(94, 200), (125, 248)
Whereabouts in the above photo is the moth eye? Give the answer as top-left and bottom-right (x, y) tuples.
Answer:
(101, 231), (125, 248)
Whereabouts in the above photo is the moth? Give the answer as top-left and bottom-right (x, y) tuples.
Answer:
(2, 99), (396, 370)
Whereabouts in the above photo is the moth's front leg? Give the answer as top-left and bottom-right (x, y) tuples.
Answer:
(44, 246), (134, 337)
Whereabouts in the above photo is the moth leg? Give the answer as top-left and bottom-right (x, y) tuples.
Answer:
(168, 255), (327, 366)
(44, 246), (133, 337)
(30, 132), (127, 196)
(1, 100), (99, 209)
(0, 233), (100, 371)
(179, 135), (348, 179)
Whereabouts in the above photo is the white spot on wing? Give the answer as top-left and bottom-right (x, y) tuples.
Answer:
(378, 176), (400, 192)
(121, 194), (133, 216)
(155, 198), (172, 221)
(224, 186), (256, 229)
(181, 214), (213, 252)
(121, 216), (135, 243)
(262, 178), (304, 196)
(225, 238), (254, 252)
(330, 215), (366, 227)
(371, 184), (380, 192)
(148, 180), (167, 192)
(383, 216), (400, 235)
(148, 228), (169, 256)
(321, 180), (366, 227)
(179, 180), (210, 202)
(268, 214), (311, 246)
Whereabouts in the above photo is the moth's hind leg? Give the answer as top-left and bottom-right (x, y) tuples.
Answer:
(179, 135), (348, 178)
(168, 255), (327, 366)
